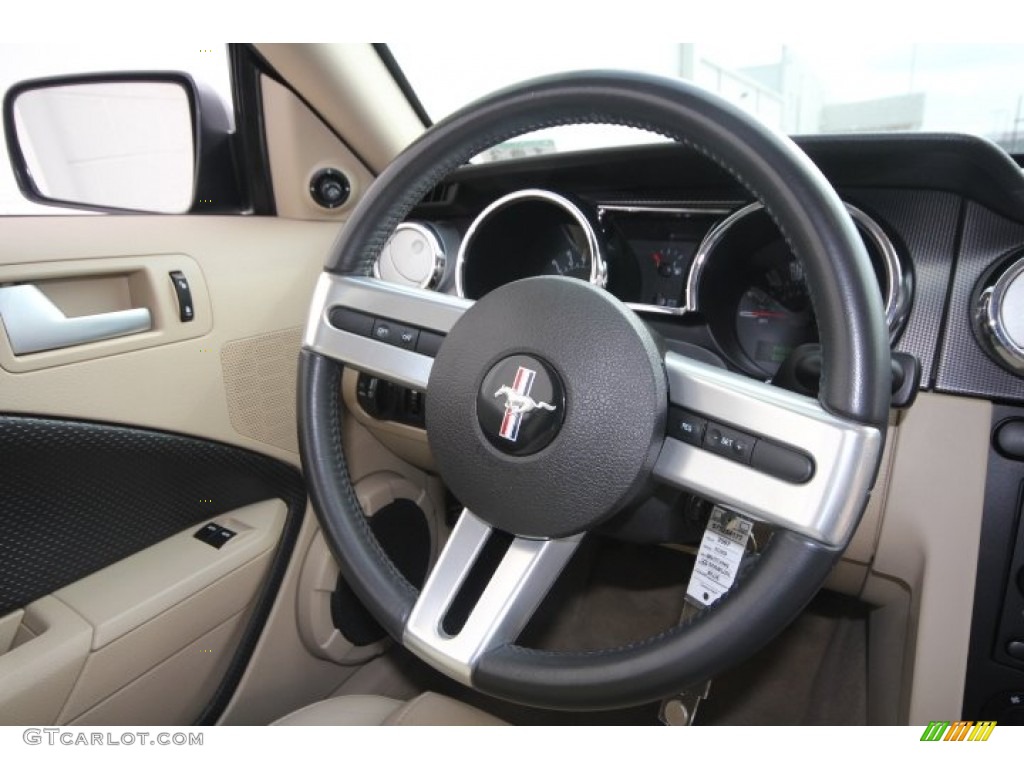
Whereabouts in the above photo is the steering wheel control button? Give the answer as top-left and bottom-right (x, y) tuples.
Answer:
(703, 422), (756, 464)
(395, 324), (420, 350)
(751, 441), (815, 484)
(371, 319), (394, 343)
(329, 307), (374, 337)
(415, 330), (445, 357)
(477, 355), (565, 457)
(168, 271), (194, 323)
(667, 407), (707, 447)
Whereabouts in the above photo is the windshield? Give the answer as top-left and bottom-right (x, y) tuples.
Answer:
(392, 43), (1024, 158)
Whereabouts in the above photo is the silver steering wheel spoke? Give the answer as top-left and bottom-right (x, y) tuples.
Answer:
(654, 351), (883, 548)
(302, 273), (472, 391)
(403, 509), (582, 686)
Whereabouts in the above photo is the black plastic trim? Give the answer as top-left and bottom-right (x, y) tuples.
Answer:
(418, 134), (1024, 225)
(373, 44), (432, 128)
(229, 44), (276, 215)
(963, 403), (1024, 720)
(3, 70), (244, 215)
(931, 198), (969, 389)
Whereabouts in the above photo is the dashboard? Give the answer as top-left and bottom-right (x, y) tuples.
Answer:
(369, 135), (1024, 399)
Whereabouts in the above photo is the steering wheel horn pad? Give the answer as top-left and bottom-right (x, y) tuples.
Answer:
(427, 276), (666, 539)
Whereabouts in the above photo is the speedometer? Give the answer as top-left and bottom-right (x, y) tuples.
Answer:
(735, 284), (815, 375)
(692, 201), (911, 379)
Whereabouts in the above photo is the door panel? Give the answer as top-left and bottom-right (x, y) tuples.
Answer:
(0, 216), (334, 459)
(0, 215), (339, 724)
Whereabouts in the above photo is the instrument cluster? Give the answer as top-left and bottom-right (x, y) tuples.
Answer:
(376, 189), (912, 380)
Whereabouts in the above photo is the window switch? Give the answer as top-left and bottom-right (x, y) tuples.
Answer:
(194, 522), (236, 549)
(169, 270), (195, 322)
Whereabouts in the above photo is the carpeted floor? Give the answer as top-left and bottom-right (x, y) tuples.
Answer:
(332, 536), (869, 725)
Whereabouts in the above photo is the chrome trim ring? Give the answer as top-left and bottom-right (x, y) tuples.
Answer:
(685, 202), (908, 336)
(455, 189), (606, 299)
(976, 255), (1024, 373)
(373, 221), (446, 290)
(597, 203), (734, 216)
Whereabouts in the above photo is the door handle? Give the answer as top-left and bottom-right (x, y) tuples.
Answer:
(0, 284), (152, 355)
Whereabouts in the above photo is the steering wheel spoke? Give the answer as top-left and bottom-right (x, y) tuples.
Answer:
(404, 509), (582, 686)
(302, 273), (472, 390)
(654, 351), (883, 547)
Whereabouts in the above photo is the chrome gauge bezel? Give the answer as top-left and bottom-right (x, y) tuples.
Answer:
(374, 221), (446, 290)
(975, 255), (1024, 373)
(685, 202), (910, 339)
(455, 189), (606, 299)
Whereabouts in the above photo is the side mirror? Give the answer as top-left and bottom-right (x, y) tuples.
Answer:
(3, 72), (240, 214)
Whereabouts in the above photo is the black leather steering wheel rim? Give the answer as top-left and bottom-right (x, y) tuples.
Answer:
(298, 71), (890, 711)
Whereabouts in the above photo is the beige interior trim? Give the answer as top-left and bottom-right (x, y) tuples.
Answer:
(296, 529), (390, 666)
(0, 254), (212, 373)
(864, 393), (991, 724)
(59, 549), (273, 724)
(69, 611), (249, 726)
(343, 367), (435, 470)
(255, 44), (423, 173)
(0, 597), (92, 726)
(297, 471), (440, 665)
(216, 507), (356, 725)
(262, 76), (375, 221)
(56, 500), (286, 650)
(0, 216), (337, 466)
(0, 609), (23, 656)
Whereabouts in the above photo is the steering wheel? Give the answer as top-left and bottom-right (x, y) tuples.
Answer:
(298, 71), (890, 711)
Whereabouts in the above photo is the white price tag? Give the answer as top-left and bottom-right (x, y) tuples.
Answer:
(686, 506), (753, 608)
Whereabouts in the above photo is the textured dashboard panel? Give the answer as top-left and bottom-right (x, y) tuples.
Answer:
(0, 416), (305, 617)
(842, 189), (961, 388)
(936, 203), (1024, 401)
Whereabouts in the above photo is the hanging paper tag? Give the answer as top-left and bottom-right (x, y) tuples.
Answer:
(686, 506), (753, 608)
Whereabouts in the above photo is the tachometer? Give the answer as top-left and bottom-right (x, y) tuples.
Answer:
(543, 228), (592, 279)
(456, 189), (605, 300)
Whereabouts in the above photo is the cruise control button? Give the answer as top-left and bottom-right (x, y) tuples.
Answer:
(416, 330), (445, 357)
(751, 440), (815, 484)
(372, 318), (419, 350)
(703, 423), (756, 464)
(330, 307), (374, 336)
(396, 325), (419, 350)
(667, 407), (707, 447)
(371, 318), (394, 343)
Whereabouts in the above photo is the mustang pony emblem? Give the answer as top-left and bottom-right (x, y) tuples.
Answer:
(493, 366), (556, 442)
(494, 385), (557, 415)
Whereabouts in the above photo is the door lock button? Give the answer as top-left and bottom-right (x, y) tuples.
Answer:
(169, 271), (194, 323)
